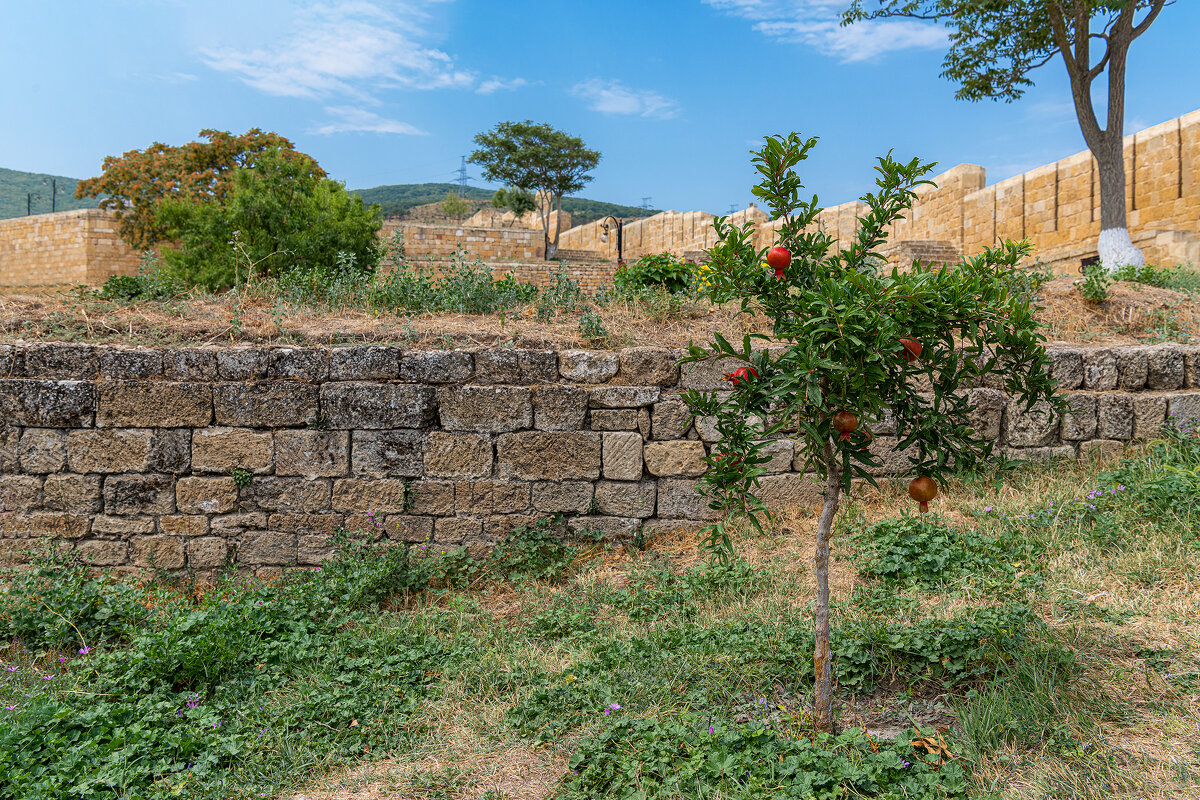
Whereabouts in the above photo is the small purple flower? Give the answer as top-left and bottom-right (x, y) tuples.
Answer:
(983, 506), (993, 512)
(4, 666), (17, 672)
(708, 725), (714, 734)
(58, 657), (67, 663)
(900, 758), (911, 768)
(3, 705), (15, 711)
(78, 647), (90, 655)
(41, 675), (53, 680)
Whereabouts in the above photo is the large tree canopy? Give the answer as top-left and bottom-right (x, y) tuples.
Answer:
(844, 1), (1168, 270)
(468, 121), (600, 259)
(76, 129), (323, 250)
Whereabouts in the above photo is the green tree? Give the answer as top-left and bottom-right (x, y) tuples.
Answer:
(843, 1), (1167, 271)
(469, 121), (600, 259)
(683, 133), (1062, 732)
(157, 148), (382, 289)
(440, 191), (472, 220)
(75, 129), (319, 250)
(491, 186), (537, 225)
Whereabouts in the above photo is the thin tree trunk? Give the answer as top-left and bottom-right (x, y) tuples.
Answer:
(813, 437), (841, 733)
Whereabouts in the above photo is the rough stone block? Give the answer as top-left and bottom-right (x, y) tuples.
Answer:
(967, 388), (1005, 441)
(434, 517), (482, 545)
(332, 478), (407, 512)
(1097, 394), (1134, 440)
(531, 481), (594, 514)
(67, 429), (153, 474)
(759, 440), (794, 474)
(679, 356), (741, 391)
(438, 385), (532, 433)
(77, 540), (128, 566)
(274, 430), (349, 478)
(1114, 347), (1148, 390)
(602, 432), (643, 480)
(1002, 445), (1076, 463)
(43, 475), (102, 513)
(594, 480), (656, 518)
(657, 479), (718, 520)
(0, 426), (17, 472)
(454, 481), (530, 514)
(1133, 395), (1167, 440)
(191, 428), (273, 474)
(238, 477), (329, 512)
(19, 429), (66, 473)
(214, 382), (318, 427)
(267, 513), (344, 534)
(617, 347), (679, 386)
(0, 512), (89, 540)
(481, 514), (543, 544)
(130, 536), (185, 569)
(651, 399), (692, 440)
(237, 532), (296, 565)
(1184, 346), (1200, 389)
(211, 512), (268, 534)
(1060, 394), (1098, 441)
(322, 383), (436, 429)
(267, 348), (330, 382)
(1079, 439), (1125, 460)
(91, 515), (156, 535)
(0, 344), (18, 377)
(1048, 348), (1084, 390)
(1004, 400), (1059, 447)
(1083, 349), (1118, 391)
(399, 351), (474, 383)
(350, 430), (424, 477)
(0, 380), (95, 427)
(863, 437), (909, 476)
(497, 432), (601, 480)
(643, 440), (706, 478)
(533, 386), (588, 431)
(216, 348), (270, 381)
(407, 481), (455, 516)
(568, 515), (638, 539)
(163, 349), (217, 381)
(591, 409), (638, 431)
(23, 344), (97, 379)
(297, 534), (334, 565)
(188, 537), (230, 569)
(384, 515), (434, 543)
(99, 348), (163, 380)
(473, 349), (558, 384)
(150, 429), (192, 474)
(159, 515), (210, 537)
(1146, 345), (1185, 390)
(559, 350), (618, 383)
(424, 432), (493, 479)
(1167, 394), (1200, 430)
(757, 474), (824, 511)
(638, 408), (651, 439)
(589, 386), (661, 408)
(329, 346), (400, 380)
(104, 474), (175, 515)
(0, 476), (42, 513)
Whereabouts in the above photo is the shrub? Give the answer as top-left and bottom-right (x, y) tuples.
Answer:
(97, 253), (186, 302)
(1077, 260), (1110, 303)
(852, 513), (1003, 588)
(612, 252), (695, 294)
(1111, 261), (1200, 292)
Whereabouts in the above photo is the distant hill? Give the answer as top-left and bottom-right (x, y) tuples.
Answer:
(0, 168), (101, 220)
(350, 182), (659, 226)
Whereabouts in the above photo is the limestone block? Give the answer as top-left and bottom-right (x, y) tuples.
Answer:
(0, 512), (89, 540)
(559, 350), (618, 383)
(1167, 394), (1200, 429)
(0, 380), (95, 427)
(1002, 445), (1076, 462)
(274, 430), (349, 478)
(454, 481), (530, 514)
(1048, 348), (1084, 390)
(214, 382), (318, 427)
(399, 351), (474, 383)
(330, 346), (399, 380)
(43, 475), (102, 513)
(657, 479), (718, 520)
(1146, 345), (1185, 390)
(594, 480), (656, 518)
(1183, 346), (1200, 388)
(158, 515), (210, 537)
(0, 426), (17, 472)
(437, 386), (531, 433)
(267, 348), (330, 382)
(0, 345), (18, 377)
(591, 409), (638, 431)
(91, 515), (155, 535)
(77, 539), (129, 566)
(351, 430), (424, 477)
(643, 440), (706, 478)
(331, 478), (407, 513)
(1083, 349), (1118, 390)
(617, 347), (679, 386)
(1097, 394), (1134, 440)
(532, 481), (594, 514)
(756, 473), (825, 511)
(481, 514), (542, 544)
(680, 357), (740, 390)
(651, 399), (692, 440)
(473, 349), (558, 384)
(323, 383), (437, 429)
(638, 409), (652, 439)
(968, 388), (1005, 440)
(434, 517), (482, 545)
(589, 386), (661, 408)
(568, 515), (639, 539)
(424, 432), (493, 479)
(267, 513), (344, 534)
(759, 440), (794, 474)
(150, 429), (191, 475)
(163, 349), (217, 381)
(1133, 395), (1167, 439)
(533, 385), (588, 431)
(602, 432), (644, 480)
(297, 535), (334, 565)
(497, 432), (602, 480)
(19, 429), (66, 473)
(384, 515), (435, 543)
(1060, 394), (1098, 441)
(236, 532), (296, 565)
(68, 429), (153, 474)
(216, 348), (270, 381)
(187, 537), (230, 569)
(238, 477), (329, 513)
(192, 428), (273, 474)
(0, 476), (41, 512)
(211, 512), (268, 535)
(1004, 400), (1059, 447)
(1114, 347), (1148, 390)
(130, 536), (185, 570)
(99, 348), (163, 380)
(104, 474), (175, 515)
(404, 481), (452, 516)
(23, 343), (97, 379)
(863, 437), (909, 475)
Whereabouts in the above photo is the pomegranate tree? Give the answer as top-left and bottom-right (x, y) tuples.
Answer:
(681, 132), (1062, 733)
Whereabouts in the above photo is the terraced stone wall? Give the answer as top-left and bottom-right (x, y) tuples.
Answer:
(0, 342), (1198, 574)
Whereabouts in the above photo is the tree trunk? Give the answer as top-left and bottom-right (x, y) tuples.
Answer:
(1095, 130), (1145, 270)
(813, 438), (841, 733)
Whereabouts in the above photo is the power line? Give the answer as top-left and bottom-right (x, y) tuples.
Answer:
(454, 156), (476, 196)
(728, 203), (739, 215)
(640, 196), (653, 210)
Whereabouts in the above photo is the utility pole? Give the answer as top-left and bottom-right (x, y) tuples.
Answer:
(454, 156), (475, 197)
(640, 196), (652, 211)
(26, 193), (40, 216)
(728, 203), (739, 215)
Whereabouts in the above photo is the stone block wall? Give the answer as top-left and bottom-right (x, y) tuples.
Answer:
(0, 209), (143, 288)
(382, 221), (544, 262)
(1, 342), (1198, 573)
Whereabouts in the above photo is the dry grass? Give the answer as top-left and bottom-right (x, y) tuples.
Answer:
(1037, 276), (1197, 344)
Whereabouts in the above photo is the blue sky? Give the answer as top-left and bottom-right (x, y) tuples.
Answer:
(2, 1), (1197, 214)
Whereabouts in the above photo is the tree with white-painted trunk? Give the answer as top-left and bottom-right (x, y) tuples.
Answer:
(844, 1), (1170, 271)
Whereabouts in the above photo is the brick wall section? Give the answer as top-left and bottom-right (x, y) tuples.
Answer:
(1, 342), (1198, 573)
(383, 220), (544, 262)
(0, 209), (143, 288)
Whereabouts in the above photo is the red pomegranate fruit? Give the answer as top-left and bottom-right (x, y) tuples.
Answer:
(908, 476), (938, 513)
(831, 411), (859, 441)
(722, 365), (758, 386)
(766, 246), (791, 270)
(899, 338), (923, 362)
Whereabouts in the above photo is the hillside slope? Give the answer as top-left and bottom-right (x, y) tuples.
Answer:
(0, 168), (99, 219)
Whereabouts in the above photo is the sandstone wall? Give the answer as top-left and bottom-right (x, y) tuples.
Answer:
(383, 221), (544, 263)
(0, 209), (142, 288)
(1, 342), (1198, 574)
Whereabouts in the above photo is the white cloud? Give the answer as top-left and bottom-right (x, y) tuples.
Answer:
(312, 106), (428, 135)
(201, 2), (474, 101)
(570, 79), (680, 120)
(476, 76), (528, 95)
(703, 0), (945, 62)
